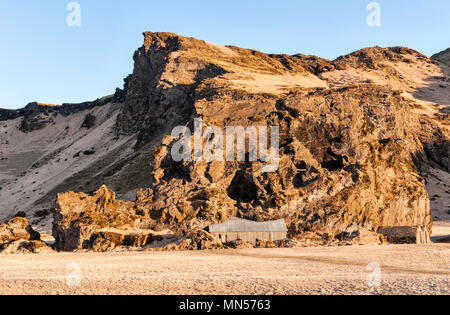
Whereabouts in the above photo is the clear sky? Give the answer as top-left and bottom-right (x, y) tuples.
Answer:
(1, 0), (449, 109)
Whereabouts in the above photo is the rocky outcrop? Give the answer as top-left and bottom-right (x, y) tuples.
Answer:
(53, 185), (226, 252)
(48, 33), (447, 249)
(19, 112), (55, 133)
(136, 84), (432, 242)
(333, 46), (430, 70)
(0, 240), (51, 255)
(53, 182), (390, 250)
(0, 217), (52, 254)
(0, 217), (40, 243)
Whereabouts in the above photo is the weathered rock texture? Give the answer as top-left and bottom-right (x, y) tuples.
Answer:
(432, 48), (450, 67)
(114, 34), (445, 242)
(0, 217), (51, 254)
(54, 186), (152, 251)
(378, 226), (430, 244)
(49, 34), (450, 250)
(2, 33), (449, 248)
(0, 240), (51, 255)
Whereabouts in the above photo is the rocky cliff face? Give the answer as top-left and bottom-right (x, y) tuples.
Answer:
(50, 34), (450, 249)
(1, 32), (449, 249)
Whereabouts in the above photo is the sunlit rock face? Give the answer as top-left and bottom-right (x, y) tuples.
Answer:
(3, 33), (450, 248)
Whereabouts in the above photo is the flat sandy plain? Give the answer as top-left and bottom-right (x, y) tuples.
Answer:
(0, 245), (448, 295)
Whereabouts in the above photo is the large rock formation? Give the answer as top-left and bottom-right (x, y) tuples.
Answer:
(54, 186), (387, 251)
(50, 34), (450, 249)
(0, 95), (137, 227)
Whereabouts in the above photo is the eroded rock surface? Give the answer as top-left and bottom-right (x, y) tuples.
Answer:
(0, 240), (51, 255)
(3, 32), (449, 248)
(53, 185), (154, 251)
(0, 217), (40, 243)
(432, 48), (450, 67)
(0, 217), (52, 254)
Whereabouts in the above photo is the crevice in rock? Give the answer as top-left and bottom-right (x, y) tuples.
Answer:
(321, 148), (345, 172)
(227, 171), (257, 203)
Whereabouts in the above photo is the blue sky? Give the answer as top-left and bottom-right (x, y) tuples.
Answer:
(1, 0), (449, 109)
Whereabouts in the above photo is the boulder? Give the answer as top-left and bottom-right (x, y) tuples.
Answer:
(0, 240), (52, 255)
(378, 226), (431, 244)
(0, 217), (51, 254)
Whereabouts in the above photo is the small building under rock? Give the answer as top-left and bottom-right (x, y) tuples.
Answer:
(207, 218), (288, 243)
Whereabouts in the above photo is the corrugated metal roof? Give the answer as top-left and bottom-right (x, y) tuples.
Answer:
(209, 218), (287, 233)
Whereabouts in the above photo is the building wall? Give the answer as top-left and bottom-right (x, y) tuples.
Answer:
(211, 231), (287, 243)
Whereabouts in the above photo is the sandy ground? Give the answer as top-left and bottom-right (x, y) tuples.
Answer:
(0, 245), (448, 295)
